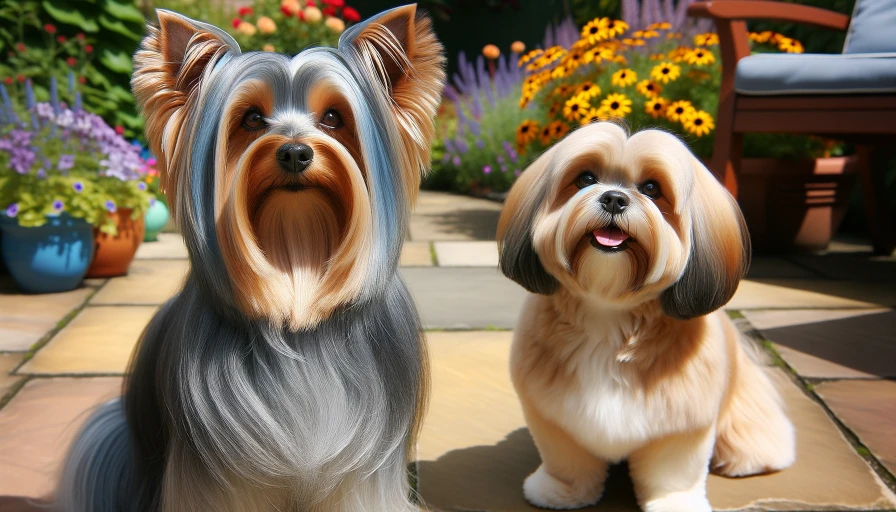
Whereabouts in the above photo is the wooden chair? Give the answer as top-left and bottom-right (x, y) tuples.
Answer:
(688, 0), (896, 254)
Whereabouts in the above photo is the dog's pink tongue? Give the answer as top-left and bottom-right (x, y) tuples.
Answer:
(594, 226), (630, 247)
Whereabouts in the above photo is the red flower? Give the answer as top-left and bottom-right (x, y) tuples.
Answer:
(115, 125), (125, 135)
(66, 57), (77, 66)
(57, 35), (67, 43)
(231, 18), (242, 28)
(76, 32), (86, 40)
(298, 10), (305, 20)
(322, 6), (335, 15)
(3, 77), (12, 85)
(44, 24), (56, 34)
(78, 76), (87, 84)
(85, 45), (93, 53)
(342, 6), (360, 22)
(237, 6), (252, 16)
(15, 42), (26, 52)
(17, 74), (25, 83)
(322, 0), (344, 6)
(281, 5), (293, 16)
(306, 0), (315, 5)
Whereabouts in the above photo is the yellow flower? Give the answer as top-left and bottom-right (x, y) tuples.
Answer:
(645, 97), (668, 118)
(580, 108), (605, 126)
(647, 21), (672, 30)
(581, 17), (611, 44)
(693, 33), (720, 46)
(749, 31), (774, 44)
(666, 100), (696, 122)
(563, 49), (587, 70)
(651, 62), (680, 83)
(539, 124), (554, 145)
(685, 48), (716, 66)
(668, 46), (691, 63)
(551, 64), (570, 79)
(681, 110), (715, 136)
(606, 19), (629, 38)
(303, 6), (322, 22)
(511, 41), (526, 54)
(778, 37), (804, 53)
(649, 53), (665, 61)
(236, 21), (256, 36)
(548, 102), (562, 118)
(516, 120), (540, 146)
(280, 0), (301, 15)
(666, 32), (682, 40)
(622, 38), (646, 47)
(612, 54), (628, 65)
(257, 16), (276, 34)
(325, 16), (345, 33)
(262, 44), (275, 52)
(600, 93), (632, 118)
(519, 92), (533, 109)
(550, 120), (570, 140)
(552, 84), (573, 97)
(636, 79), (662, 97)
(482, 44), (501, 60)
(563, 96), (591, 121)
(577, 82), (601, 99)
(611, 68), (638, 87)
(641, 29), (661, 39)
(518, 49), (543, 67)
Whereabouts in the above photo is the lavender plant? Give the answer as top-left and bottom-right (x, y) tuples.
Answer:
(0, 75), (152, 235)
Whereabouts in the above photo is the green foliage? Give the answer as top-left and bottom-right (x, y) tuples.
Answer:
(227, 0), (358, 55)
(571, 0), (619, 27)
(151, 0), (233, 34)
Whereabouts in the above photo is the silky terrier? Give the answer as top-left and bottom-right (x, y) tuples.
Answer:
(498, 123), (795, 512)
(56, 4), (444, 511)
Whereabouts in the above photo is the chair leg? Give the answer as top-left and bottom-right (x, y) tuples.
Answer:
(710, 128), (742, 199)
(856, 146), (895, 255)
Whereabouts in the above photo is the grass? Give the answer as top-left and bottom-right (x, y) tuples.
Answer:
(429, 242), (439, 266)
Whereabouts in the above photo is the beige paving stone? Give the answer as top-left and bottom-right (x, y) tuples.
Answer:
(729, 279), (896, 310)
(90, 259), (188, 306)
(18, 306), (157, 375)
(0, 353), (24, 397)
(744, 309), (896, 379)
(0, 281), (92, 352)
(433, 241), (499, 267)
(134, 233), (188, 260)
(399, 241), (433, 267)
(816, 379), (896, 476)
(410, 191), (501, 241)
(0, 377), (122, 498)
(416, 331), (896, 511)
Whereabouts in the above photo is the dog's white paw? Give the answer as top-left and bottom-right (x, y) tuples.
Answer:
(522, 466), (602, 510)
(643, 490), (711, 512)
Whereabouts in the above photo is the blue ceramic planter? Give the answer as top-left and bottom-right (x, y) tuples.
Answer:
(143, 199), (169, 242)
(0, 214), (95, 293)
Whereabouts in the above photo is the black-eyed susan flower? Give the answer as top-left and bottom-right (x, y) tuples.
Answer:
(682, 110), (714, 136)
(613, 54), (628, 65)
(636, 79), (662, 97)
(580, 108), (605, 126)
(649, 53), (665, 61)
(647, 21), (672, 31)
(577, 82), (601, 99)
(600, 93), (632, 118)
(685, 48), (716, 66)
(693, 33), (720, 46)
(645, 97), (668, 118)
(778, 37), (804, 53)
(516, 120), (539, 146)
(666, 32), (683, 40)
(606, 19), (629, 38)
(519, 93), (533, 109)
(622, 38), (646, 47)
(563, 49), (587, 70)
(666, 100), (696, 122)
(551, 64), (571, 79)
(611, 69), (638, 87)
(518, 49), (543, 68)
(668, 47), (691, 63)
(548, 102), (562, 118)
(581, 17), (610, 44)
(563, 97), (591, 121)
(641, 29), (661, 39)
(749, 31), (774, 44)
(553, 84), (573, 97)
(550, 120), (569, 139)
(651, 62), (681, 84)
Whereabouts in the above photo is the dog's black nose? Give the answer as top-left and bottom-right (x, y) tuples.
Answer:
(276, 143), (313, 174)
(599, 190), (629, 214)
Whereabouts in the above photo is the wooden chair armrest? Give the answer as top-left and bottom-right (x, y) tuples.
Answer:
(687, 1), (851, 31)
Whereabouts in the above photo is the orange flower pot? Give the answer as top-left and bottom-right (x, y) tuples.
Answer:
(86, 208), (145, 278)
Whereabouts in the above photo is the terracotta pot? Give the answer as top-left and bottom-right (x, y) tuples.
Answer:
(86, 208), (145, 278)
(737, 157), (859, 253)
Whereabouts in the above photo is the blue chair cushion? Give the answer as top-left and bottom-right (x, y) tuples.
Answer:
(844, 0), (896, 54)
(735, 53), (896, 95)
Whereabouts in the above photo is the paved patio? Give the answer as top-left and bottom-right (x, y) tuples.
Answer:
(1, 190), (894, 510)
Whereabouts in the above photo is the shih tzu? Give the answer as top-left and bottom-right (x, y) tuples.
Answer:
(498, 123), (795, 512)
(55, 4), (444, 511)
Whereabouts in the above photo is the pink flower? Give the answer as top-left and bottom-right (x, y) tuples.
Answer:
(231, 18), (242, 28)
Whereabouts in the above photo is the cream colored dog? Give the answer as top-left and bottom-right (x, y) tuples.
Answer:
(497, 123), (795, 512)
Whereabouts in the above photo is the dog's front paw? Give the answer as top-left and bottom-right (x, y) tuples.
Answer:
(523, 465), (602, 510)
(643, 491), (711, 512)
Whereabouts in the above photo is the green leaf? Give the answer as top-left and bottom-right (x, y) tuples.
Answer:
(42, 1), (100, 32)
(99, 48), (133, 73)
(103, 0), (144, 23)
(107, 84), (132, 102)
(98, 14), (140, 41)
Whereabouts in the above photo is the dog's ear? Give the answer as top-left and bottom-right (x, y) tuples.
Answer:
(339, 4), (446, 186)
(661, 157), (751, 319)
(497, 155), (559, 295)
(132, 10), (240, 201)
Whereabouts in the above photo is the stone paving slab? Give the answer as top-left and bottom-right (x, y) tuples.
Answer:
(0, 354), (23, 397)
(90, 260), (188, 306)
(17, 306), (157, 375)
(0, 377), (122, 497)
(0, 281), (93, 352)
(744, 309), (896, 379)
(788, 250), (896, 282)
(134, 233), (188, 260)
(729, 279), (896, 310)
(402, 268), (525, 329)
(400, 241), (434, 267)
(416, 331), (896, 512)
(410, 192), (501, 241)
(434, 241), (499, 267)
(816, 379), (896, 476)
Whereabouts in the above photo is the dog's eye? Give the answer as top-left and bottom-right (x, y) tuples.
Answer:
(241, 108), (267, 132)
(320, 109), (343, 129)
(575, 172), (598, 189)
(639, 180), (661, 199)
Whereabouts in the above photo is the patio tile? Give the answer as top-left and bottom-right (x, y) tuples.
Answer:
(815, 379), (896, 476)
(134, 233), (188, 260)
(433, 241), (499, 267)
(745, 257), (818, 279)
(0, 280), (93, 352)
(743, 309), (896, 379)
(0, 353), (24, 397)
(787, 249), (896, 282)
(90, 259), (188, 306)
(729, 279), (896, 310)
(399, 241), (433, 267)
(17, 306), (157, 375)
(409, 192), (501, 241)
(417, 332), (896, 511)
(0, 377), (122, 498)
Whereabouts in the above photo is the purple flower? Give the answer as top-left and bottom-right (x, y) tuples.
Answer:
(441, 153), (451, 163)
(149, 197), (157, 207)
(36, 169), (46, 178)
(73, 181), (84, 193)
(137, 182), (147, 191)
(58, 154), (75, 171)
(483, 165), (492, 175)
(476, 139), (485, 149)
(514, 169), (522, 177)
(104, 200), (117, 213)
(501, 164), (508, 173)
(52, 200), (64, 212)
(452, 155), (461, 167)
(5, 203), (19, 217)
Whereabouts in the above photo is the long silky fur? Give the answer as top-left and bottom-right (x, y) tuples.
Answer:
(55, 5), (443, 511)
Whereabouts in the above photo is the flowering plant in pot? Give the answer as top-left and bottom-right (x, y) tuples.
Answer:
(229, 0), (361, 54)
(0, 77), (152, 290)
